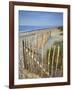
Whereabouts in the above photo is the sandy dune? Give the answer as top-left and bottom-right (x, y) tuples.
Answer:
(19, 28), (63, 79)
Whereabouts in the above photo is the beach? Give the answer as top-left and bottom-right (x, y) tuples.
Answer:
(19, 27), (63, 79)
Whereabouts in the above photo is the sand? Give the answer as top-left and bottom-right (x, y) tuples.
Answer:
(18, 28), (63, 79)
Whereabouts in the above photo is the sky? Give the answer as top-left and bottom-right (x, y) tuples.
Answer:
(19, 10), (63, 27)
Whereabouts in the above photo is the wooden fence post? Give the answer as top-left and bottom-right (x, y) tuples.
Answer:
(51, 45), (56, 77)
(55, 45), (60, 76)
(48, 48), (51, 76)
(41, 34), (44, 77)
(22, 40), (26, 69)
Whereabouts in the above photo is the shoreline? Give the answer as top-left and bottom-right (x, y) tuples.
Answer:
(19, 26), (63, 33)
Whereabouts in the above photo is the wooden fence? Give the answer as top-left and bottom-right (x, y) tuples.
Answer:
(22, 39), (63, 78)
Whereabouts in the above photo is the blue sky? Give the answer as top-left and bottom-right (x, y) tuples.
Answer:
(19, 10), (63, 27)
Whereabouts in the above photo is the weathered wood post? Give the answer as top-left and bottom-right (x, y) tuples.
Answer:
(48, 48), (51, 76)
(55, 45), (60, 76)
(29, 39), (33, 72)
(26, 38), (29, 70)
(22, 40), (26, 69)
(41, 34), (44, 77)
(51, 45), (56, 77)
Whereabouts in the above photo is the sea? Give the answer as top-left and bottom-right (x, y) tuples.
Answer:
(19, 25), (60, 32)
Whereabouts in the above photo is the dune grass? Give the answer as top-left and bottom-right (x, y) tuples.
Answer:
(46, 41), (63, 77)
